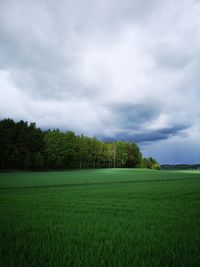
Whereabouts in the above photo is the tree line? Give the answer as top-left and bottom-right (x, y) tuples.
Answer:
(0, 118), (160, 170)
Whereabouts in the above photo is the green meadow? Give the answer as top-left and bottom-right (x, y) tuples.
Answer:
(0, 169), (200, 267)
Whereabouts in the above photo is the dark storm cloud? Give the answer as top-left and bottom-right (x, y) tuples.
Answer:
(102, 124), (189, 143)
(133, 124), (189, 143)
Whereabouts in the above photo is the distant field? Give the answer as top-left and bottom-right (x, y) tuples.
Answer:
(0, 169), (200, 266)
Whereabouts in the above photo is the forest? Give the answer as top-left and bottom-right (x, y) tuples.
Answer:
(0, 118), (160, 170)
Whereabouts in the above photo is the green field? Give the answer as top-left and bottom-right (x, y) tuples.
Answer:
(0, 169), (200, 267)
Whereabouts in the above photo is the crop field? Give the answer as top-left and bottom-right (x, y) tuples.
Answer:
(0, 169), (200, 267)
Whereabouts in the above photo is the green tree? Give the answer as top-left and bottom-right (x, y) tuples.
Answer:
(126, 143), (142, 168)
(0, 118), (159, 171)
(44, 130), (68, 169)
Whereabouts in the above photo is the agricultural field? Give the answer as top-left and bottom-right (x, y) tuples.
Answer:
(0, 169), (200, 267)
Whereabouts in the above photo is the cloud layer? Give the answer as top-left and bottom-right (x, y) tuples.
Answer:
(0, 0), (200, 163)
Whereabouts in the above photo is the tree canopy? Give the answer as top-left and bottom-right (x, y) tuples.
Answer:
(0, 118), (160, 170)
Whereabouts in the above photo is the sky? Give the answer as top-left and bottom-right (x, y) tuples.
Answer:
(0, 0), (200, 164)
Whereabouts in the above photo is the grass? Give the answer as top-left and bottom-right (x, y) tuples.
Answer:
(0, 168), (200, 266)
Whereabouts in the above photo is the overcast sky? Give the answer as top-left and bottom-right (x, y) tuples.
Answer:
(0, 0), (200, 164)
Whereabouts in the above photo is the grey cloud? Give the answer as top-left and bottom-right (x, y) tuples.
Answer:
(101, 124), (189, 143)
(153, 42), (194, 70)
(108, 102), (161, 130)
